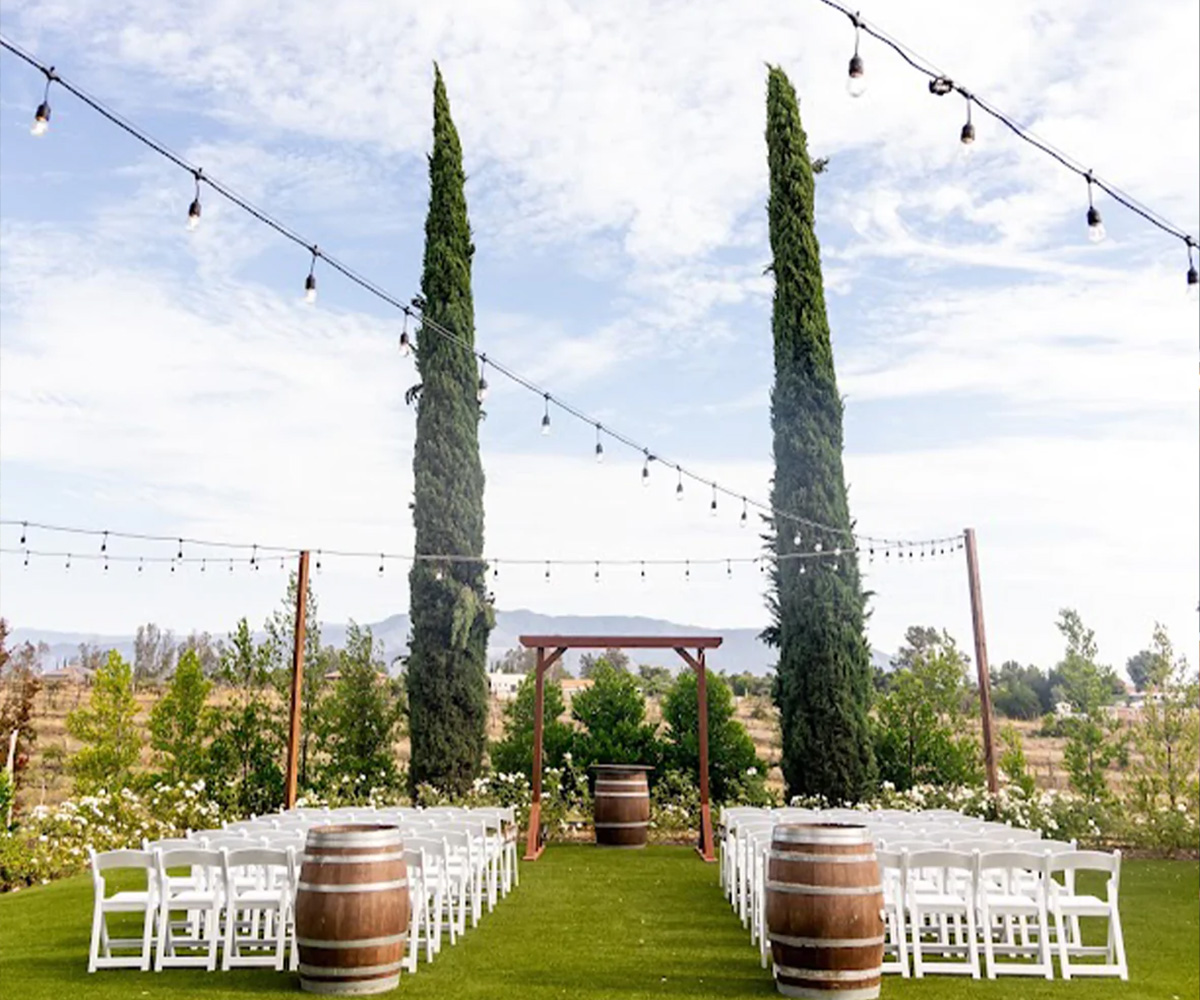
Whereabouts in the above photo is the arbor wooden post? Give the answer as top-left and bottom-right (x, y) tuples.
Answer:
(284, 549), (310, 809)
(525, 646), (565, 861)
(964, 528), (999, 794)
(676, 647), (715, 862)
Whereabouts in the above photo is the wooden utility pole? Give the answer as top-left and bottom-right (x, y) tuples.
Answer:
(964, 528), (999, 794)
(284, 549), (310, 809)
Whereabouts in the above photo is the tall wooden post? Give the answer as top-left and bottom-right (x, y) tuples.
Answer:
(525, 648), (547, 860)
(695, 649), (715, 862)
(964, 528), (999, 794)
(284, 549), (310, 809)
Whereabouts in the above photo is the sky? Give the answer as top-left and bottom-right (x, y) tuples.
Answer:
(0, 0), (1197, 676)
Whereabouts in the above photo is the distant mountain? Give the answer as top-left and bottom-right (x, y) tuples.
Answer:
(12, 611), (892, 677)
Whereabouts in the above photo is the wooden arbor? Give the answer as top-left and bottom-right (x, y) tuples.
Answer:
(518, 634), (723, 863)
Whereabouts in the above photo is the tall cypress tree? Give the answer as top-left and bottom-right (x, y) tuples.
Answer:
(763, 67), (876, 803)
(406, 65), (492, 796)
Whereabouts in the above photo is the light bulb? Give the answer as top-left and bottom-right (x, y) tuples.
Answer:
(32, 102), (50, 136)
(960, 122), (975, 146)
(847, 55), (866, 98)
(676, 480), (684, 501)
(399, 331), (412, 355)
(642, 463), (650, 487)
(710, 499), (718, 517)
(1187, 265), (1198, 302)
(477, 377), (488, 403)
(541, 413), (551, 435)
(187, 198), (202, 231)
(595, 441), (604, 463)
(304, 273), (317, 303)
(1086, 206), (1105, 244)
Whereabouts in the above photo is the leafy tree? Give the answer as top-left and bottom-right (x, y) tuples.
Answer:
(998, 724), (1037, 797)
(991, 660), (1052, 719)
(1054, 609), (1124, 805)
(723, 671), (774, 698)
(179, 631), (224, 678)
(872, 630), (981, 790)
(66, 651), (141, 793)
(489, 673), (574, 779)
(205, 618), (284, 816)
(571, 662), (661, 773)
(406, 65), (492, 797)
(1125, 649), (1156, 693)
(133, 622), (176, 689)
(761, 66), (875, 804)
(76, 642), (107, 674)
(636, 664), (674, 698)
(0, 621), (43, 796)
(579, 649), (630, 678)
(315, 623), (405, 801)
(1125, 624), (1199, 845)
(266, 572), (324, 789)
(148, 648), (214, 784)
(662, 669), (766, 803)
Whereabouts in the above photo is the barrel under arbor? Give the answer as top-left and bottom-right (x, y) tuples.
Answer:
(592, 764), (652, 848)
(765, 824), (884, 999)
(294, 824), (410, 995)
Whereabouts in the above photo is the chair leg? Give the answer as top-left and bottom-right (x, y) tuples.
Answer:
(140, 901), (156, 972)
(88, 899), (103, 973)
(980, 902), (996, 979)
(206, 904), (220, 972)
(895, 906), (909, 978)
(1054, 909), (1071, 981)
(154, 901), (169, 971)
(966, 905), (981, 979)
(910, 906), (924, 978)
(1109, 907), (1128, 980)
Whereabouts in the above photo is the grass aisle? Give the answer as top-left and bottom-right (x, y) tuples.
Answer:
(1, 847), (1196, 999)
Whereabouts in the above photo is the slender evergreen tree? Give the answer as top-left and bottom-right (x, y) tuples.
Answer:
(406, 65), (492, 796)
(763, 66), (876, 803)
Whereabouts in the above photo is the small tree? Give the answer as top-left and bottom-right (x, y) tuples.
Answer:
(1054, 609), (1124, 806)
(571, 662), (661, 773)
(315, 623), (405, 802)
(1125, 624), (1199, 846)
(66, 650), (141, 793)
(148, 648), (214, 784)
(662, 669), (767, 803)
(872, 629), (981, 790)
(266, 571), (324, 790)
(489, 674), (574, 779)
(205, 618), (284, 816)
(636, 664), (674, 698)
(133, 622), (176, 690)
(579, 649), (630, 678)
(998, 724), (1037, 797)
(0, 621), (43, 797)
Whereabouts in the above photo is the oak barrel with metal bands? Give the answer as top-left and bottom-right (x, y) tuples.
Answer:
(765, 823), (885, 1000)
(592, 764), (652, 848)
(295, 824), (410, 995)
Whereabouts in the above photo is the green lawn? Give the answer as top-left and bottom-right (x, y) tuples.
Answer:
(1, 847), (1195, 999)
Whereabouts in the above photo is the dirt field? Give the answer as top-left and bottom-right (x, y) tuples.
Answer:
(16, 681), (1087, 810)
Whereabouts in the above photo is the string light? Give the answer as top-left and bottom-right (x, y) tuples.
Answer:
(540, 394), (551, 435)
(1086, 173), (1105, 244)
(304, 246), (319, 303)
(399, 313), (412, 356)
(676, 467), (684, 501)
(477, 356), (489, 403)
(959, 97), (975, 147)
(740, 498), (748, 527)
(250, 543), (258, 570)
(846, 14), (866, 97)
(31, 65), (54, 136)
(710, 485), (718, 517)
(810, 1), (1196, 293)
(378, 553), (385, 575)
(19, 522), (26, 545)
(0, 37), (986, 546)
(1187, 241), (1198, 302)
(641, 452), (652, 487)
(100, 530), (107, 554)
(594, 424), (604, 463)
(187, 169), (202, 231)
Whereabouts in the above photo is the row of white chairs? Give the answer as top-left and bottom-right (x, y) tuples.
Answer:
(718, 806), (1128, 981)
(88, 804), (519, 977)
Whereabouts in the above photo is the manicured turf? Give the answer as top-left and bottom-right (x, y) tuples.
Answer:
(1, 846), (1196, 999)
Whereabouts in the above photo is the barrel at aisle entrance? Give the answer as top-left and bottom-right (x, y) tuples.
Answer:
(592, 764), (652, 848)
(765, 823), (885, 999)
(294, 824), (409, 994)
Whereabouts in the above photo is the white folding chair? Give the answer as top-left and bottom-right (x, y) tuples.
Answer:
(1047, 850), (1128, 980)
(407, 836), (456, 948)
(904, 849), (981, 978)
(876, 849), (909, 977)
(154, 847), (225, 971)
(976, 850), (1054, 979)
(401, 847), (434, 973)
(87, 849), (159, 972)
(222, 847), (293, 970)
(440, 822), (487, 926)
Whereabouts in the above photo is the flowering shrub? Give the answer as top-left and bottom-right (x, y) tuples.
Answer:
(0, 780), (224, 891)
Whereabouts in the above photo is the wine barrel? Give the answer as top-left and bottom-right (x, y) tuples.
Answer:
(592, 764), (652, 848)
(295, 824), (409, 995)
(765, 823), (884, 999)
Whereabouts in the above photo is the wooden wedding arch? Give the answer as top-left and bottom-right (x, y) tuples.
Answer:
(518, 634), (722, 863)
